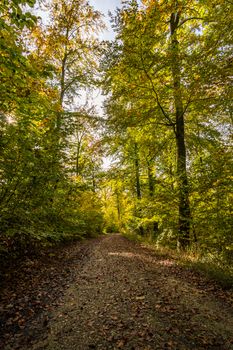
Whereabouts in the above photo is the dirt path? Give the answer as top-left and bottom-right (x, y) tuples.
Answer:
(1, 234), (233, 350)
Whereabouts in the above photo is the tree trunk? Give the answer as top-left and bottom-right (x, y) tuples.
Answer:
(57, 25), (69, 131)
(134, 142), (144, 235)
(76, 140), (81, 176)
(116, 190), (121, 222)
(134, 143), (141, 200)
(147, 162), (154, 197)
(170, 12), (191, 249)
(147, 160), (158, 236)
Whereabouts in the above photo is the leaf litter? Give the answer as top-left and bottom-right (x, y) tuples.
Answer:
(1, 234), (233, 350)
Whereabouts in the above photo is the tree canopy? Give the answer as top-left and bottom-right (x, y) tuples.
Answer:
(0, 0), (232, 265)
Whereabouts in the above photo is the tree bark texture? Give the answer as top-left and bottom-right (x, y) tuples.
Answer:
(134, 143), (142, 200)
(170, 12), (191, 248)
(134, 142), (144, 235)
(147, 161), (159, 235)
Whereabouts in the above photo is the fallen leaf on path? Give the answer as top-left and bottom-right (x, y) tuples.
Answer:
(116, 339), (125, 348)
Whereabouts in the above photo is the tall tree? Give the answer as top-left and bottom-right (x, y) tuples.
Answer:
(103, 0), (232, 248)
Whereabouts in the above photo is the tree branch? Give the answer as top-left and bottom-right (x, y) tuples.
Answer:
(140, 56), (177, 134)
(178, 17), (205, 28)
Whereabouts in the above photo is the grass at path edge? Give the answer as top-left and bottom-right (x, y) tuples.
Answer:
(122, 232), (233, 290)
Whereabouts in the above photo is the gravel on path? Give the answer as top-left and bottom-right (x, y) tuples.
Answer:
(30, 234), (233, 350)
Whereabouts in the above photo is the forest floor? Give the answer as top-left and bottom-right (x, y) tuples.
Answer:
(1, 234), (233, 350)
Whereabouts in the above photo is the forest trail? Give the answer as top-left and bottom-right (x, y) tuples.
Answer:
(1, 234), (233, 350)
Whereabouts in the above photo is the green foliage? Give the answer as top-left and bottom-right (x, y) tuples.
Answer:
(0, 0), (105, 263)
(101, 0), (233, 261)
(0, 0), (232, 270)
